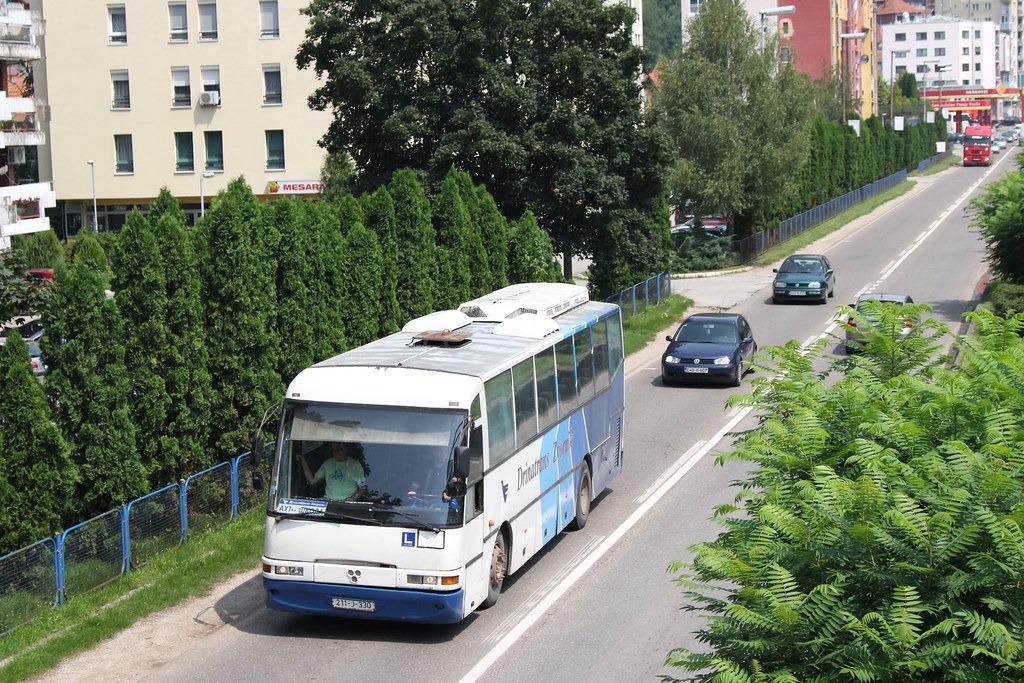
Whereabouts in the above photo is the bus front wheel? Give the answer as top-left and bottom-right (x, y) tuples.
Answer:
(483, 532), (507, 609)
(570, 462), (592, 530)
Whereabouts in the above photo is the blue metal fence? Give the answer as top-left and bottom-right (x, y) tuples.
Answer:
(730, 169), (909, 264)
(601, 273), (673, 319)
(0, 449), (270, 636)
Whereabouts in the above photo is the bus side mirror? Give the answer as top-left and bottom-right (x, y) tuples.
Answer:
(251, 437), (263, 468)
(252, 469), (265, 491)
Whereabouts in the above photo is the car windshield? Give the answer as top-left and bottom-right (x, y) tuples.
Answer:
(779, 258), (822, 274)
(676, 321), (737, 344)
(269, 401), (467, 528)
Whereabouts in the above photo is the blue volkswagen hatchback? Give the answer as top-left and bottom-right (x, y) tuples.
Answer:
(661, 313), (757, 387)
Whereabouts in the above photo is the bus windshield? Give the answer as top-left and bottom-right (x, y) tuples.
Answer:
(270, 401), (468, 528)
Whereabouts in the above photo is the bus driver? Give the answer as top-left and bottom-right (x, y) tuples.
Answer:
(298, 442), (367, 501)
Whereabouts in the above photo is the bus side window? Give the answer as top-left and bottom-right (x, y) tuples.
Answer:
(593, 318), (610, 390)
(608, 310), (624, 376)
(555, 337), (578, 418)
(574, 329), (595, 402)
(535, 347), (558, 432)
(484, 370), (516, 464)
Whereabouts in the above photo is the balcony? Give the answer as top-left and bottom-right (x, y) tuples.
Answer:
(0, 116), (44, 147)
(0, 4), (43, 61)
(0, 181), (55, 240)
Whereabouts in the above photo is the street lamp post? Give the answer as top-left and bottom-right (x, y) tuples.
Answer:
(86, 160), (97, 232)
(839, 32), (866, 120)
(199, 171), (215, 218)
(759, 5), (795, 52)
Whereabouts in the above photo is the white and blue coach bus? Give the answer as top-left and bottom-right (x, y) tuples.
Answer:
(259, 282), (625, 623)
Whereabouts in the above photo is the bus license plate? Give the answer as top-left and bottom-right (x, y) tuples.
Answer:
(332, 597), (376, 612)
(684, 367), (709, 374)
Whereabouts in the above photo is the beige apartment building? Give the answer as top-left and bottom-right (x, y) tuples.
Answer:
(37, 0), (330, 235)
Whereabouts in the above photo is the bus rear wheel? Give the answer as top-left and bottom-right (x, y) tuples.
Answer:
(569, 462), (592, 530)
(483, 532), (507, 609)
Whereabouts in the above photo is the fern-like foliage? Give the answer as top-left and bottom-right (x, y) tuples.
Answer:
(665, 303), (1024, 680)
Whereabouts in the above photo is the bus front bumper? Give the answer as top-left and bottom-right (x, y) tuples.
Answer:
(263, 577), (466, 624)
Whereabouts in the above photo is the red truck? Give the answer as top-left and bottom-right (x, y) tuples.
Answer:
(962, 125), (993, 166)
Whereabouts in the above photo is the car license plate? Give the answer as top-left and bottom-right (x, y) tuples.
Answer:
(332, 597), (376, 612)
(684, 366), (709, 374)
(789, 291), (805, 296)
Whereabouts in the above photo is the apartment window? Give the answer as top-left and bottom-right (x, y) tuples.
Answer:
(975, 62), (981, 71)
(895, 33), (906, 42)
(263, 65), (282, 105)
(780, 47), (791, 63)
(962, 30), (969, 39)
(172, 67), (191, 107)
(266, 130), (285, 169)
(935, 48), (946, 56)
(200, 66), (221, 105)
(916, 65), (928, 74)
(975, 46), (981, 55)
(175, 132), (194, 171)
(108, 5), (127, 44)
(169, 3), (188, 41)
(259, 0), (279, 38)
(962, 63), (970, 72)
(915, 32), (926, 40)
(975, 30), (981, 39)
(916, 48), (927, 57)
(198, 1), (218, 40)
(689, 0), (700, 14)
(933, 31), (945, 40)
(111, 70), (130, 109)
(205, 131), (224, 170)
(962, 47), (969, 56)
(114, 134), (134, 173)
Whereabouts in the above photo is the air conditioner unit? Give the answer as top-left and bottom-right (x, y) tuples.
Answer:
(8, 147), (26, 164)
(199, 91), (220, 107)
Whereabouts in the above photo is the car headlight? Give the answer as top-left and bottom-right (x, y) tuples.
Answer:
(807, 281), (822, 289)
(664, 355), (681, 364)
(713, 356), (730, 365)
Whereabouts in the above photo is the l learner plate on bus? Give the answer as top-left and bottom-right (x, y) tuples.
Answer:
(332, 597), (375, 612)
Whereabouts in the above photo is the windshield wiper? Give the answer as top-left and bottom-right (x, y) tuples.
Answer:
(369, 506), (440, 533)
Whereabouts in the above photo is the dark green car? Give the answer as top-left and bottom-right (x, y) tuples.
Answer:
(772, 254), (835, 304)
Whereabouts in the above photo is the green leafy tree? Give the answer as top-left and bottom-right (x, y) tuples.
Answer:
(655, 0), (813, 238)
(43, 235), (145, 518)
(432, 171), (474, 309)
(320, 149), (355, 204)
(150, 210), (212, 478)
(968, 168), (1024, 284)
(198, 178), (283, 459)
(149, 186), (188, 226)
(297, 0), (668, 289)
(665, 308), (1024, 681)
(451, 169), (492, 297)
(0, 248), (49, 322)
(270, 198), (318, 381)
(0, 331), (76, 552)
(340, 219), (383, 347)
(111, 210), (171, 483)
(476, 186), (511, 291)
(507, 211), (561, 283)
(642, 0), (681, 68)
(362, 188), (402, 336)
(11, 229), (65, 269)
(305, 200), (348, 361)
(389, 169), (435, 321)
